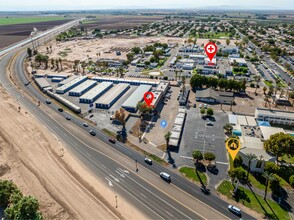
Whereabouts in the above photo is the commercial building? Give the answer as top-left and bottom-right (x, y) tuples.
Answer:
(58, 75), (79, 86)
(47, 74), (69, 79)
(47, 91), (81, 113)
(56, 76), (88, 94)
(51, 77), (64, 83)
(255, 108), (294, 126)
(79, 82), (113, 103)
(176, 58), (196, 70)
(229, 58), (247, 66)
(34, 78), (52, 92)
(69, 80), (97, 96)
(196, 88), (234, 104)
(169, 108), (187, 147)
(122, 85), (152, 112)
(92, 77), (159, 87)
(95, 83), (130, 109)
(220, 45), (239, 54)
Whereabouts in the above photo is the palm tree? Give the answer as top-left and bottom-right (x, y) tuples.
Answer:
(263, 87), (267, 96)
(245, 153), (257, 181)
(164, 131), (172, 152)
(263, 171), (275, 200)
(59, 58), (62, 70)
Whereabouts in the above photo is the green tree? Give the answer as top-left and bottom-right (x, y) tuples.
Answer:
(132, 47), (141, 54)
(223, 123), (233, 135)
(233, 155), (243, 168)
(263, 132), (294, 162)
(206, 108), (214, 116)
(269, 174), (281, 194)
(0, 180), (22, 208)
(263, 171), (275, 200)
(289, 175), (294, 188)
(200, 108), (206, 115)
(137, 102), (153, 114)
(245, 153), (257, 181)
(204, 152), (215, 164)
(226, 38), (230, 45)
(5, 195), (42, 220)
(192, 150), (203, 164)
(27, 47), (32, 57)
(229, 167), (247, 182)
(264, 162), (279, 174)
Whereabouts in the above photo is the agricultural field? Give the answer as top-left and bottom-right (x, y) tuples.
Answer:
(0, 19), (72, 49)
(0, 16), (69, 26)
(80, 15), (163, 30)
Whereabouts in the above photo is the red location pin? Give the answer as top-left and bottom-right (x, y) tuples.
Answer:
(205, 42), (217, 64)
(143, 92), (154, 107)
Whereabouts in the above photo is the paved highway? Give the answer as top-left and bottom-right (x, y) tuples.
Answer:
(0, 23), (255, 220)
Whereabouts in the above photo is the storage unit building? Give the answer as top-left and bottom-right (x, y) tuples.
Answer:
(51, 77), (64, 83)
(47, 74), (69, 79)
(56, 76), (88, 94)
(34, 78), (51, 91)
(79, 82), (113, 103)
(69, 80), (97, 96)
(58, 75), (79, 86)
(47, 91), (81, 113)
(122, 85), (152, 112)
(95, 83), (130, 109)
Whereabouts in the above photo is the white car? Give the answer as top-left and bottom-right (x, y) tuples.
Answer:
(204, 104), (208, 109)
(199, 104), (202, 108)
(228, 205), (241, 216)
(160, 172), (171, 182)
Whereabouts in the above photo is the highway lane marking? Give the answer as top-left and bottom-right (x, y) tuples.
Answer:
(109, 178), (165, 219)
(118, 168), (129, 174)
(109, 174), (120, 182)
(216, 161), (229, 165)
(180, 156), (193, 160)
(124, 174), (193, 220)
(165, 211), (174, 217)
(140, 193), (147, 198)
(105, 177), (113, 187)
(115, 170), (125, 178)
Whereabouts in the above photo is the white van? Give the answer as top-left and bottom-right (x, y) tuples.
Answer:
(160, 172), (171, 182)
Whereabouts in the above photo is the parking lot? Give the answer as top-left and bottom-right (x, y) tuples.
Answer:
(172, 107), (229, 187)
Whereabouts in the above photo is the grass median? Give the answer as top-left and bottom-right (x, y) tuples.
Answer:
(179, 167), (207, 186)
(217, 180), (290, 220)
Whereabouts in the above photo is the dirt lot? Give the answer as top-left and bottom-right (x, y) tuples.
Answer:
(80, 15), (162, 30)
(0, 62), (148, 219)
(0, 19), (72, 49)
(38, 36), (185, 62)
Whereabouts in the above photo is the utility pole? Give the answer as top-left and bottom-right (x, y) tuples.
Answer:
(135, 159), (138, 172)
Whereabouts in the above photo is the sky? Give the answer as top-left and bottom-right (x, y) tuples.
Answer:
(0, 0), (294, 11)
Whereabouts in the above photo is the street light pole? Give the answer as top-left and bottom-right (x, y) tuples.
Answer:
(135, 159), (138, 172)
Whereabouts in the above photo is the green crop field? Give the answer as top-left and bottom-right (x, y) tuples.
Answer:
(0, 16), (68, 26)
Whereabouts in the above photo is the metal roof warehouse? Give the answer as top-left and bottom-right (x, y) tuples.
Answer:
(69, 80), (97, 96)
(122, 85), (152, 112)
(56, 76), (88, 94)
(79, 82), (113, 103)
(95, 83), (130, 109)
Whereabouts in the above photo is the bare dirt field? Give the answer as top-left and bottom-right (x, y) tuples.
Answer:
(38, 36), (185, 62)
(80, 15), (162, 30)
(0, 19), (71, 49)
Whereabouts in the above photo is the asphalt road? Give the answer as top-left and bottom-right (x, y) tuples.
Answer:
(0, 27), (256, 220)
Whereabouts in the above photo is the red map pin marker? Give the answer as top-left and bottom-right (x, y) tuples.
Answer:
(144, 92), (154, 106)
(205, 42), (217, 63)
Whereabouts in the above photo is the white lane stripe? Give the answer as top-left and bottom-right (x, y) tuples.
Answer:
(216, 161), (229, 165)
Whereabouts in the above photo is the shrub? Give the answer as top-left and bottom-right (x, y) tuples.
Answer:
(289, 175), (294, 188)
(233, 155), (243, 168)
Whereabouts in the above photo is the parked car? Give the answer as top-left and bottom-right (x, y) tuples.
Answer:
(109, 138), (116, 144)
(144, 157), (152, 165)
(66, 116), (71, 120)
(204, 104), (208, 109)
(89, 130), (96, 136)
(46, 99), (51, 104)
(228, 205), (241, 216)
(58, 108), (63, 112)
(206, 122), (214, 126)
(193, 103), (196, 108)
(160, 172), (171, 182)
(199, 104), (202, 108)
